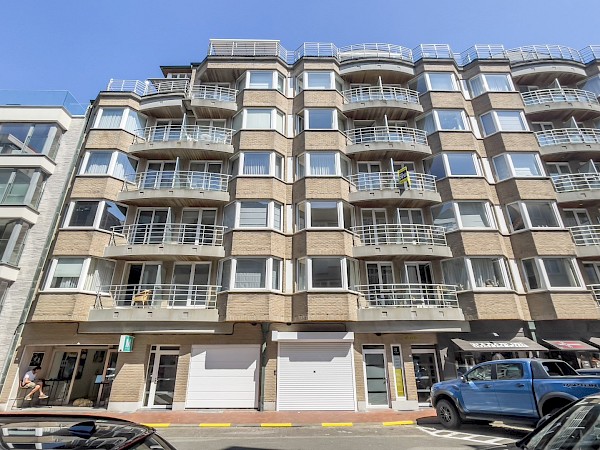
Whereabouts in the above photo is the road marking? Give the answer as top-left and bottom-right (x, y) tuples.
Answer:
(142, 423), (170, 428)
(322, 422), (353, 427)
(383, 421), (415, 426)
(199, 423), (232, 427)
(417, 426), (515, 445)
(260, 423), (293, 427)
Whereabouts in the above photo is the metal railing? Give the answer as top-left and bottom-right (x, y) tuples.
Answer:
(134, 125), (233, 145)
(337, 43), (413, 62)
(348, 172), (437, 193)
(96, 284), (219, 309)
(352, 223), (447, 247)
(522, 88), (599, 106)
(582, 46), (600, 64)
(535, 128), (600, 146)
(552, 173), (600, 193)
(109, 223), (225, 246)
(413, 44), (455, 61)
(106, 79), (190, 96)
(459, 45), (507, 65)
(356, 283), (459, 308)
(342, 86), (420, 105)
(505, 45), (584, 64)
(570, 225), (600, 246)
(345, 126), (427, 146)
(123, 171), (230, 193)
(190, 85), (238, 102)
(589, 284), (600, 306)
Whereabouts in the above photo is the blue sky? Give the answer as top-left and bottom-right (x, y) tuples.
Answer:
(3, 0), (599, 105)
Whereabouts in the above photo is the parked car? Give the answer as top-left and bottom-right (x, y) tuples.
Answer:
(0, 414), (178, 449)
(431, 358), (600, 429)
(516, 394), (600, 449)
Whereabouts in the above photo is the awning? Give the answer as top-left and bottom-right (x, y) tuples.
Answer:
(452, 337), (547, 352)
(589, 338), (600, 348)
(544, 340), (598, 351)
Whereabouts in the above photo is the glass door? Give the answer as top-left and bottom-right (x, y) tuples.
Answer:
(398, 208), (427, 244)
(411, 348), (440, 405)
(124, 263), (161, 306)
(405, 262), (433, 304)
(361, 209), (387, 245)
(357, 162), (383, 190)
(180, 208), (217, 245)
(366, 262), (394, 306)
(189, 161), (222, 190)
(97, 350), (118, 407)
(171, 263), (211, 307)
(143, 346), (179, 409)
(143, 161), (177, 189)
(363, 346), (389, 408)
(134, 209), (169, 244)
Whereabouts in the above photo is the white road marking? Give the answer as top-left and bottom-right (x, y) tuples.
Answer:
(417, 426), (516, 445)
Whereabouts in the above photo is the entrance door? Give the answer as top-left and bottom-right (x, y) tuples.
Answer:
(366, 263), (395, 306)
(97, 350), (118, 406)
(171, 263), (211, 307)
(134, 209), (169, 244)
(143, 161), (177, 189)
(144, 346), (179, 409)
(180, 209), (217, 245)
(361, 209), (387, 245)
(411, 348), (440, 404)
(363, 345), (389, 408)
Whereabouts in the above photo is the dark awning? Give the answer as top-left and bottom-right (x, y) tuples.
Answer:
(452, 337), (547, 352)
(546, 339), (599, 351)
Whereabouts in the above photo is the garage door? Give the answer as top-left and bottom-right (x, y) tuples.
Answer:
(277, 342), (356, 411)
(186, 345), (260, 408)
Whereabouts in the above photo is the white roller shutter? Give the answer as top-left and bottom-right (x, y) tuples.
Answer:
(186, 345), (260, 408)
(277, 342), (356, 411)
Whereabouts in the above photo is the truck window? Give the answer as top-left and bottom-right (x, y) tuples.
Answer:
(496, 363), (524, 380)
(465, 364), (492, 381)
(541, 361), (578, 377)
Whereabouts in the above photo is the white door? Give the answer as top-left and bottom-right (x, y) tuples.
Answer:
(363, 346), (389, 408)
(186, 345), (260, 408)
(143, 161), (177, 189)
(277, 342), (356, 411)
(361, 209), (387, 244)
(180, 209), (217, 245)
(171, 263), (211, 307)
(366, 262), (395, 306)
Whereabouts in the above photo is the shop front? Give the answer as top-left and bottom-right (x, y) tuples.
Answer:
(534, 321), (600, 370)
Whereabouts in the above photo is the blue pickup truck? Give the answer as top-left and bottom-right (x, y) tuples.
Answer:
(431, 358), (600, 429)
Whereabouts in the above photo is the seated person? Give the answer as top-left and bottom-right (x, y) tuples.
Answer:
(21, 366), (48, 401)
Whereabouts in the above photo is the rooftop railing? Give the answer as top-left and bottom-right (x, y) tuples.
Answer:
(535, 128), (600, 146)
(505, 45), (584, 64)
(522, 88), (599, 106)
(351, 223), (447, 247)
(0, 90), (86, 116)
(123, 171), (230, 193)
(458, 45), (507, 65)
(342, 86), (420, 105)
(337, 43), (412, 62)
(106, 79), (190, 96)
(356, 283), (459, 308)
(345, 126), (428, 146)
(134, 125), (233, 145)
(348, 172), (437, 193)
(95, 284), (219, 309)
(190, 85), (238, 102)
(570, 225), (600, 246)
(551, 173), (600, 193)
(109, 223), (225, 247)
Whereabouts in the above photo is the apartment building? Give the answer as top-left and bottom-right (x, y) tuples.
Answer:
(0, 91), (86, 386)
(2, 41), (600, 412)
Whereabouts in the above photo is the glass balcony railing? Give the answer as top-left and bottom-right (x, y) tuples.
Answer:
(0, 90), (85, 116)
(106, 79), (189, 97)
(356, 283), (459, 308)
(522, 88), (599, 106)
(552, 173), (600, 193)
(345, 126), (428, 146)
(535, 128), (600, 146)
(134, 125), (234, 145)
(342, 86), (420, 105)
(110, 223), (225, 247)
(96, 284), (219, 309)
(351, 223), (447, 247)
(569, 225), (600, 246)
(190, 85), (238, 103)
(348, 172), (436, 193)
(124, 171), (230, 193)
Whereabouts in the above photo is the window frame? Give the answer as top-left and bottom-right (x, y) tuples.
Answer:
(62, 200), (128, 232)
(242, 71), (286, 93)
(505, 201), (563, 232)
(0, 122), (62, 159)
(297, 109), (341, 132)
(479, 110), (529, 136)
(218, 257), (283, 292)
(229, 151), (284, 179)
(443, 256), (513, 292)
(92, 107), (147, 136)
(44, 256), (115, 293)
(432, 201), (497, 232)
(521, 257), (584, 291)
(296, 256), (359, 292)
(298, 71), (337, 91)
(468, 73), (515, 97)
(296, 200), (353, 230)
(416, 109), (470, 135)
(234, 108), (286, 134)
(492, 153), (545, 181)
(296, 152), (350, 179)
(224, 200), (283, 231)
(409, 72), (459, 94)
(79, 150), (139, 182)
(424, 152), (482, 179)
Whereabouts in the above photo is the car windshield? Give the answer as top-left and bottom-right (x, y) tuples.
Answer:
(541, 361), (579, 377)
(523, 399), (600, 449)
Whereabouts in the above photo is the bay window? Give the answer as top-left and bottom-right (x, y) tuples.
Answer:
(432, 201), (496, 232)
(224, 200), (283, 231)
(480, 110), (528, 136)
(0, 123), (62, 159)
(521, 257), (583, 290)
(442, 257), (512, 291)
(0, 219), (29, 266)
(416, 109), (469, 135)
(296, 109), (345, 132)
(0, 168), (47, 208)
(493, 153), (544, 181)
(230, 151), (283, 179)
(296, 152), (350, 178)
(506, 201), (561, 231)
(218, 257), (282, 291)
(63, 200), (127, 231)
(79, 150), (138, 181)
(234, 108), (285, 134)
(93, 108), (147, 135)
(409, 72), (459, 94)
(240, 71), (285, 93)
(45, 257), (115, 292)
(296, 257), (358, 291)
(296, 71), (340, 92)
(424, 152), (481, 179)
(296, 200), (353, 230)
(468, 74), (514, 97)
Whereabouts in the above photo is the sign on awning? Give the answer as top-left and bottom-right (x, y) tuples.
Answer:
(452, 337), (547, 352)
(543, 340), (598, 351)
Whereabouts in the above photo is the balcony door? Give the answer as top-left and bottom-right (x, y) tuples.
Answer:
(564, 209), (594, 246)
(135, 209), (170, 244)
(366, 262), (395, 306)
(398, 209), (427, 244)
(393, 161), (418, 190)
(188, 161), (223, 190)
(361, 209), (387, 245)
(123, 262), (162, 306)
(357, 162), (383, 190)
(153, 120), (182, 142)
(171, 263), (211, 307)
(180, 209), (217, 245)
(143, 161), (177, 189)
(405, 262), (433, 303)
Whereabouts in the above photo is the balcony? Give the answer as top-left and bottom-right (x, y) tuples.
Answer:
(356, 283), (464, 321)
(535, 128), (600, 158)
(344, 126), (430, 159)
(505, 45), (587, 85)
(569, 225), (600, 259)
(551, 173), (600, 204)
(341, 86), (422, 120)
(88, 283), (219, 322)
(351, 223), (451, 259)
(522, 88), (600, 121)
(188, 85), (238, 119)
(348, 172), (440, 206)
(106, 79), (190, 116)
(589, 284), (600, 306)
(118, 171), (230, 206)
(104, 223), (225, 260)
(130, 125), (234, 159)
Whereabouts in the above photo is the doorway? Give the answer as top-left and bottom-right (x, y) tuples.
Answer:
(134, 209), (170, 244)
(143, 346), (179, 409)
(362, 345), (389, 408)
(171, 263), (211, 307)
(366, 262), (394, 306)
(180, 208), (217, 245)
(411, 348), (440, 405)
(143, 161), (177, 189)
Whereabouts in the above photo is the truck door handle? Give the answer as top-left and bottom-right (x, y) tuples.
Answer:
(516, 383), (525, 387)
(483, 384), (492, 388)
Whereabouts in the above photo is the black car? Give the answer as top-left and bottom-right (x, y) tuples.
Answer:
(0, 414), (177, 449)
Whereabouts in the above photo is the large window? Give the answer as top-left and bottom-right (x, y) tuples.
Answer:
(480, 110), (528, 136)
(0, 123), (62, 159)
(432, 201), (496, 232)
(416, 110), (469, 135)
(296, 109), (345, 133)
(0, 219), (29, 266)
(296, 201), (353, 230)
(218, 257), (282, 291)
(230, 152), (283, 179)
(0, 168), (46, 208)
(233, 108), (285, 134)
(296, 152), (350, 178)
(492, 153), (544, 181)
(224, 200), (283, 231)
(409, 72), (459, 94)
(468, 74), (514, 97)
(63, 200), (127, 231)
(296, 257), (359, 291)
(442, 257), (512, 291)
(79, 150), (138, 181)
(93, 108), (147, 135)
(424, 152), (481, 179)
(521, 257), (583, 290)
(240, 71), (285, 93)
(45, 257), (115, 292)
(296, 72), (339, 91)
(506, 201), (561, 231)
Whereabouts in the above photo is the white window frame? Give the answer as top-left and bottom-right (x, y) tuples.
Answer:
(79, 150), (139, 181)
(506, 201), (563, 232)
(230, 151), (284, 179)
(298, 109), (339, 131)
(43, 256), (115, 293)
(479, 110), (529, 136)
(296, 256), (358, 292)
(225, 200), (283, 231)
(218, 257), (283, 292)
(296, 200), (351, 230)
(492, 153), (545, 181)
(235, 108), (285, 133)
(62, 200), (127, 231)
(468, 73), (515, 97)
(92, 107), (147, 135)
(433, 201), (497, 232)
(416, 109), (470, 135)
(410, 72), (459, 93)
(442, 256), (514, 292)
(296, 152), (350, 179)
(521, 257), (585, 291)
(425, 152), (482, 179)
(242, 71), (285, 93)
(298, 71), (336, 91)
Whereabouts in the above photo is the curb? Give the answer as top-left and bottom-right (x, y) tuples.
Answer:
(142, 421), (417, 428)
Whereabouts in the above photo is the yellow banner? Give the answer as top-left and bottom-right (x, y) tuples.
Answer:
(395, 368), (405, 397)
(397, 168), (411, 187)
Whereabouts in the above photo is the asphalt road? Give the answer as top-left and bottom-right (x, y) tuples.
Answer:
(157, 421), (532, 450)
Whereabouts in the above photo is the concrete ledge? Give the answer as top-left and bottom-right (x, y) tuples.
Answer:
(87, 307), (219, 323)
(103, 243), (225, 260)
(117, 189), (229, 206)
(357, 307), (465, 322)
(349, 189), (441, 207)
(352, 243), (452, 259)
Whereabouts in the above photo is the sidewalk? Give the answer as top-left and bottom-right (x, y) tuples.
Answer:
(5, 408), (438, 428)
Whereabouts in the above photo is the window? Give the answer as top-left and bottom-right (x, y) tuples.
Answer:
(443, 257), (513, 291)
(480, 110), (528, 136)
(296, 201), (353, 230)
(466, 364), (492, 381)
(296, 152), (350, 178)
(521, 257), (583, 290)
(296, 257), (358, 291)
(307, 109), (334, 129)
(579, 75), (600, 96)
(45, 257), (115, 291)
(492, 153), (544, 181)
(64, 200), (127, 231)
(496, 363), (524, 380)
(243, 71), (285, 93)
(230, 152), (283, 179)
(0, 219), (29, 266)
(224, 201), (283, 231)
(93, 108), (147, 135)
(424, 152), (481, 179)
(234, 109), (285, 134)
(408, 72), (459, 94)
(218, 257), (282, 291)
(0, 168), (46, 208)
(305, 72), (335, 90)
(416, 110), (469, 135)
(0, 123), (62, 159)
(80, 150), (138, 181)
(468, 74), (514, 97)
(432, 202), (495, 232)
(506, 202), (561, 231)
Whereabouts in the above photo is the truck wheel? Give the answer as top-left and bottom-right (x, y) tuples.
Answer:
(436, 399), (462, 429)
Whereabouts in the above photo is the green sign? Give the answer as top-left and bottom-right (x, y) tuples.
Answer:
(119, 335), (134, 352)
